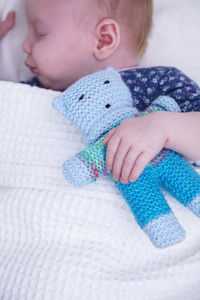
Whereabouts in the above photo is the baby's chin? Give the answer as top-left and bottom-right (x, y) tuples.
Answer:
(37, 75), (66, 91)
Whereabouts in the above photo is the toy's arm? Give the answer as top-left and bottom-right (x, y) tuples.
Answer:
(63, 137), (109, 187)
(133, 96), (181, 119)
(145, 95), (181, 113)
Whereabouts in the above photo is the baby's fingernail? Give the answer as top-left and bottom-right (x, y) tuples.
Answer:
(121, 179), (128, 184)
(130, 177), (137, 183)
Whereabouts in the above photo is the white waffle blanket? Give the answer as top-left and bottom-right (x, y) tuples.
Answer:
(0, 81), (200, 300)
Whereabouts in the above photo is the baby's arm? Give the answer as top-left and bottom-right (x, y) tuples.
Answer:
(103, 96), (200, 184)
(63, 138), (109, 187)
(0, 11), (15, 39)
(137, 96), (200, 161)
(158, 111), (200, 161)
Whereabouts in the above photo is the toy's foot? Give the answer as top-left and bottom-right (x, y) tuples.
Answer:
(143, 212), (186, 248)
(187, 195), (200, 218)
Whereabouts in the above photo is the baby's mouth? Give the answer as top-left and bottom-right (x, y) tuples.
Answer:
(25, 62), (38, 75)
(29, 66), (38, 74)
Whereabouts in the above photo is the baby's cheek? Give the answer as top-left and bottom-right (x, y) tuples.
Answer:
(33, 44), (53, 73)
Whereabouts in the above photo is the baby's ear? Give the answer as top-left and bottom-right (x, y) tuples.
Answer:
(93, 19), (120, 60)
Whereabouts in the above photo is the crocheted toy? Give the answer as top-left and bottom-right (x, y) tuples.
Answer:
(53, 67), (200, 248)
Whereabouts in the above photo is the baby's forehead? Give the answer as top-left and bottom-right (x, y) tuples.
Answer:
(26, 0), (98, 23)
(26, 0), (64, 12)
(25, 0), (64, 23)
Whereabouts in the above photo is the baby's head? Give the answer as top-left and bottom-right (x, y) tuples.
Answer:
(22, 0), (152, 91)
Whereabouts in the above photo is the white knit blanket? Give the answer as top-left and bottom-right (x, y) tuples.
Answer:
(0, 81), (200, 300)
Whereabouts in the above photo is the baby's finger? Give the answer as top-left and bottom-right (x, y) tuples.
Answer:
(111, 142), (129, 181)
(129, 151), (153, 182)
(0, 12), (15, 39)
(102, 127), (116, 145)
(120, 147), (140, 184)
(105, 134), (121, 170)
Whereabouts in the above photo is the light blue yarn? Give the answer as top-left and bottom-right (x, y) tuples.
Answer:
(188, 195), (200, 218)
(53, 67), (200, 248)
(147, 95), (181, 112)
(63, 156), (92, 187)
(53, 67), (138, 143)
(143, 213), (186, 248)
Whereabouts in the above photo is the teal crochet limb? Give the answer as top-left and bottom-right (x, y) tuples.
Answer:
(116, 150), (200, 247)
(158, 150), (200, 217)
(116, 166), (172, 228)
(115, 150), (193, 248)
(116, 159), (186, 248)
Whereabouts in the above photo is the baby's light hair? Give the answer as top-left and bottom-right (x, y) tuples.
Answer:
(97, 0), (153, 56)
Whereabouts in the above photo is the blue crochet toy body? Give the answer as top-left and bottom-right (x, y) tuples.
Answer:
(53, 67), (200, 248)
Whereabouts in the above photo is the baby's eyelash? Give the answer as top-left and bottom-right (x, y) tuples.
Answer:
(36, 32), (47, 38)
(33, 26), (47, 38)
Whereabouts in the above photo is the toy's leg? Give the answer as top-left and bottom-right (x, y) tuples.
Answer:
(116, 170), (185, 248)
(159, 151), (200, 218)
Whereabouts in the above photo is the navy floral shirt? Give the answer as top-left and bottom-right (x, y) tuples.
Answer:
(120, 66), (200, 112)
(23, 66), (200, 112)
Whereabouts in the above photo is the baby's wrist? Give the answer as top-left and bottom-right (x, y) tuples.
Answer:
(150, 111), (172, 147)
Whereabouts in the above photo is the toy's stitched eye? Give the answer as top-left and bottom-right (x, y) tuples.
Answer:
(79, 94), (85, 101)
(104, 80), (110, 84)
(105, 104), (111, 108)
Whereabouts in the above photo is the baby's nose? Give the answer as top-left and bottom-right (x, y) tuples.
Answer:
(22, 36), (32, 54)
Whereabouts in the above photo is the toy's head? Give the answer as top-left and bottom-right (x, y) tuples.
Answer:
(53, 67), (138, 142)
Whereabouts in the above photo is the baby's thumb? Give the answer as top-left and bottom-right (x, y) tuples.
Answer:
(6, 11), (15, 29)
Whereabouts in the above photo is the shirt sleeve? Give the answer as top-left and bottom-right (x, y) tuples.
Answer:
(20, 77), (43, 88)
(120, 67), (200, 112)
(158, 67), (200, 112)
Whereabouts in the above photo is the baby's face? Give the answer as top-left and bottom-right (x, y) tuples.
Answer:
(22, 0), (99, 90)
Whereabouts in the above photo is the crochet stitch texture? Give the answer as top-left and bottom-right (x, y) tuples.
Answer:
(53, 67), (200, 248)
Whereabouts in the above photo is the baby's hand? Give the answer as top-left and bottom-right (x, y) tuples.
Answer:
(0, 11), (15, 39)
(103, 112), (168, 184)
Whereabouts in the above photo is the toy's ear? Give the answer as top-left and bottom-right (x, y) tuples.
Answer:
(106, 67), (121, 79)
(53, 96), (68, 116)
